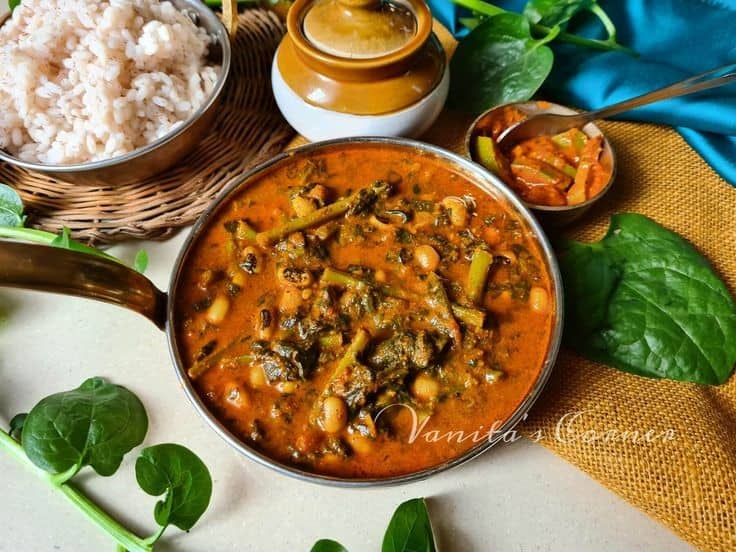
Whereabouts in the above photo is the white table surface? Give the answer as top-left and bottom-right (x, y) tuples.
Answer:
(0, 230), (692, 552)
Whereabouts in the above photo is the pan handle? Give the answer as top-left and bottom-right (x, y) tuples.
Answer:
(0, 241), (168, 330)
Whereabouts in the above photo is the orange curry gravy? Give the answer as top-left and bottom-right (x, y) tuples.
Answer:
(175, 143), (555, 478)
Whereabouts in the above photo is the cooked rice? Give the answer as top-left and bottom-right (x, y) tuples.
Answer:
(0, 0), (220, 164)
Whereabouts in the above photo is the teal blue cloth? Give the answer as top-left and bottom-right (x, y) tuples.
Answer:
(428, 0), (736, 185)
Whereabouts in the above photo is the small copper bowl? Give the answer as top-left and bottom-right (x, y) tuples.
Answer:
(465, 101), (617, 227)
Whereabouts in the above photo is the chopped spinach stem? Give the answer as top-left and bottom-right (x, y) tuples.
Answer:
(427, 272), (462, 344)
(321, 267), (369, 290)
(322, 265), (484, 323)
(188, 334), (250, 379)
(234, 220), (257, 241)
(318, 331), (343, 350)
(338, 328), (371, 372)
(0, 227), (122, 264)
(256, 182), (389, 246)
(311, 328), (371, 423)
(467, 248), (495, 304)
(451, 303), (486, 329)
(256, 196), (353, 246)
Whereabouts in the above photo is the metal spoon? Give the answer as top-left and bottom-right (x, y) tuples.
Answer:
(497, 62), (736, 146)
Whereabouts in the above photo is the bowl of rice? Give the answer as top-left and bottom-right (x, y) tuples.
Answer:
(0, 0), (232, 185)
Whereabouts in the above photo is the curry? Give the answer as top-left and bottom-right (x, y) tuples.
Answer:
(175, 143), (556, 478)
(472, 105), (612, 207)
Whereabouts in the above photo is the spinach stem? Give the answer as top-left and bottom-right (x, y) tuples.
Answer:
(588, 3), (617, 41)
(49, 463), (82, 486)
(143, 524), (168, 546)
(0, 429), (153, 552)
(451, 0), (636, 55)
(0, 227), (123, 264)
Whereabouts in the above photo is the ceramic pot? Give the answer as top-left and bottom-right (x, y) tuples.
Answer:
(272, 0), (449, 140)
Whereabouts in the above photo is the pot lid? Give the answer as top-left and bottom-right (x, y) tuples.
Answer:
(302, 0), (417, 59)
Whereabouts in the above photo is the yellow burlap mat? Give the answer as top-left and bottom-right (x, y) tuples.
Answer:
(289, 23), (736, 551)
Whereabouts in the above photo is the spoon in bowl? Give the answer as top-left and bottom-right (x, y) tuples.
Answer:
(497, 62), (736, 147)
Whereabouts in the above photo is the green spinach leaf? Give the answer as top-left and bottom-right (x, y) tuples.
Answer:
(559, 213), (736, 385)
(8, 0), (20, 10)
(524, 0), (618, 41)
(135, 443), (213, 535)
(523, 0), (592, 27)
(311, 539), (350, 552)
(134, 249), (149, 273)
(21, 377), (148, 477)
(448, 13), (557, 114)
(51, 226), (72, 249)
(0, 184), (25, 227)
(9, 413), (27, 440)
(382, 498), (436, 552)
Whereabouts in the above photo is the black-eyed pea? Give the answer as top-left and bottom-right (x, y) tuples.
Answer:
(346, 431), (373, 455)
(257, 308), (274, 340)
(490, 289), (514, 313)
(307, 184), (329, 203)
(275, 381), (298, 394)
(498, 249), (517, 264)
(248, 364), (267, 388)
(280, 287), (303, 312)
(224, 382), (248, 408)
(295, 431), (320, 454)
(291, 195), (317, 217)
(411, 373), (440, 402)
(483, 226), (502, 246)
(320, 452), (342, 466)
(197, 269), (214, 290)
(529, 286), (549, 314)
(240, 246), (263, 274)
(277, 266), (313, 288)
(413, 211), (436, 228)
(441, 196), (469, 227)
(288, 231), (306, 248)
(231, 270), (247, 287)
(205, 295), (229, 325)
(321, 395), (348, 433)
(415, 244), (440, 272)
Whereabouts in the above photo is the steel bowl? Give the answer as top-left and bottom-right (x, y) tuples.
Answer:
(465, 101), (617, 227)
(0, 0), (232, 186)
(0, 137), (564, 487)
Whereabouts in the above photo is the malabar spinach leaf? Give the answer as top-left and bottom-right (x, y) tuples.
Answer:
(21, 377), (148, 477)
(311, 539), (350, 552)
(134, 249), (149, 274)
(135, 443), (213, 535)
(559, 213), (736, 385)
(524, 0), (618, 41)
(524, 0), (593, 27)
(448, 13), (557, 114)
(0, 184), (25, 227)
(382, 498), (436, 552)
(9, 412), (27, 440)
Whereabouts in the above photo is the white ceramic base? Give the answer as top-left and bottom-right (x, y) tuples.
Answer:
(272, 49), (450, 141)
